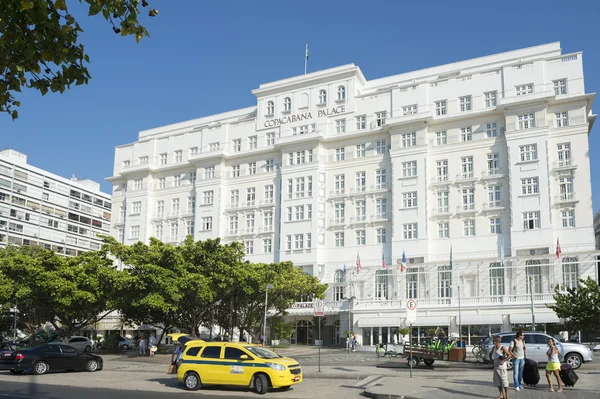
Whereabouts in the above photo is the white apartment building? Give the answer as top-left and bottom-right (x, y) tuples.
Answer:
(108, 42), (598, 346)
(0, 149), (112, 255)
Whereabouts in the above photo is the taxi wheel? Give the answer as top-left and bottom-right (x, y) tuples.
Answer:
(183, 372), (202, 391)
(253, 373), (269, 395)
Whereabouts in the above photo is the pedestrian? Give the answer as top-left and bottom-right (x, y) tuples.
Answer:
(259, 334), (264, 345)
(241, 333), (246, 343)
(352, 334), (357, 352)
(149, 333), (157, 357)
(216, 333), (222, 342)
(570, 332), (579, 343)
(171, 342), (183, 373)
(509, 330), (526, 391)
(489, 335), (512, 399)
(545, 338), (563, 392)
(139, 334), (147, 356)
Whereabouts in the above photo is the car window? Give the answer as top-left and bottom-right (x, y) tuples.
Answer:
(186, 347), (201, 357)
(533, 334), (550, 344)
(523, 335), (537, 344)
(244, 346), (280, 359)
(500, 335), (515, 344)
(224, 347), (250, 360)
(60, 345), (77, 354)
(70, 338), (85, 343)
(44, 345), (62, 354)
(200, 346), (221, 359)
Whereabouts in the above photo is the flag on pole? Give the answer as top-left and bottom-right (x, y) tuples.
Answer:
(356, 251), (362, 273)
(343, 264), (346, 273)
(304, 43), (309, 74)
(305, 43), (309, 60)
(556, 238), (562, 259)
(401, 250), (407, 272)
(449, 245), (453, 269)
(500, 237), (505, 267)
(381, 248), (386, 268)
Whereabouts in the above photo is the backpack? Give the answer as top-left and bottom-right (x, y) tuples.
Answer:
(512, 339), (526, 357)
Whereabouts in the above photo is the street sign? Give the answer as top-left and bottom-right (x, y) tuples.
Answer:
(314, 300), (325, 317)
(406, 299), (417, 324)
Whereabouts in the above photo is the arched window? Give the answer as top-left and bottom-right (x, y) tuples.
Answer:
(337, 85), (346, 101)
(489, 262), (505, 297)
(525, 259), (542, 294)
(334, 270), (346, 283)
(266, 101), (274, 115)
(375, 270), (389, 300)
(318, 89), (327, 104)
(562, 257), (579, 289)
(283, 97), (291, 112)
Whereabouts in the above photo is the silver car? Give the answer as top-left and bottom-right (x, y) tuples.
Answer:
(61, 336), (94, 352)
(485, 331), (593, 369)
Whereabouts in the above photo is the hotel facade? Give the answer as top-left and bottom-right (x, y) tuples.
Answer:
(108, 42), (598, 346)
(0, 149), (112, 255)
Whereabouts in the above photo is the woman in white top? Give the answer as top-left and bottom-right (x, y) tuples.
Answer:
(545, 338), (563, 392)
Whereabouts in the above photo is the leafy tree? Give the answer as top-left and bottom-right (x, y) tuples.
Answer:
(547, 276), (600, 332)
(228, 261), (327, 342)
(270, 317), (293, 341)
(0, 245), (122, 339)
(0, 0), (158, 119)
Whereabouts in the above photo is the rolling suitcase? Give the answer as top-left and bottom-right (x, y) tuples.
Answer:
(559, 364), (578, 387)
(523, 358), (540, 386)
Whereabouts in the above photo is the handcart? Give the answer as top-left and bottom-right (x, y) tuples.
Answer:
(375, 343), (402, 358)
(397, 343), (445, 368)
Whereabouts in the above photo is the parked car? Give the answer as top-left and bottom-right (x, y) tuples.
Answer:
(170, 334), (302, 394)
(118, 337), (135, 350)
(485, 331), (594, 369)
(56, 336), (94, 352)
(0, 343), (103, 374)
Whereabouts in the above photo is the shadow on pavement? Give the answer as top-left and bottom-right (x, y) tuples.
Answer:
(447, 379), (499, 387)
(148, 378), (298, 395)
(421, 386), (489, 398)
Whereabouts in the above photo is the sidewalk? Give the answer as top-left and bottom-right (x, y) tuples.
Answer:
(362, 368), (600, 399)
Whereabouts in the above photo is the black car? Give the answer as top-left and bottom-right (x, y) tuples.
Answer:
(0, 343), (103, 375)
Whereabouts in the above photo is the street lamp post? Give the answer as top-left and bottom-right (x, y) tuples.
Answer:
(11, 302), (18, 344)
(529, 276), (536, 331)
(342, 296), (356, 352)
(263, 284), (274, 346)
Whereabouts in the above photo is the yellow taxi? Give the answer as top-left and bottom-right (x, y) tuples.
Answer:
(172, 336), (302, 394)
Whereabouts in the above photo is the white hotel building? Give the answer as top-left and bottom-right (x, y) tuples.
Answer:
(108, 42), (598, 346)
(0, 149), (112, 254)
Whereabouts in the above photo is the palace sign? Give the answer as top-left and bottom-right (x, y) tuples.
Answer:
(264, 105), (346, 127)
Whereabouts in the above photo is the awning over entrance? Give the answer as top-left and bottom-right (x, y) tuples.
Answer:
(357, 317), (401, 328)
(511, 313), (559, 324)
(459, 314), (503, 325)
(409, 316), (450, 326)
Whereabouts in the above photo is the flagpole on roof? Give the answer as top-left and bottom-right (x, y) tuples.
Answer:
(304, 43), (309, 75)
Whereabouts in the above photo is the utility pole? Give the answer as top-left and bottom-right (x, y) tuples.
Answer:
(529, 276), (536, 331)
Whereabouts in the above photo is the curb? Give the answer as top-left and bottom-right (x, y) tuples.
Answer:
(303, 372), (376, 380)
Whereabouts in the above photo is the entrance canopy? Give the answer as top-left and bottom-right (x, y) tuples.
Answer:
(357, 317), (401, 328)
(407, 316), (450, 326)
(511, 313), (559, 324)
(459, 314), (503, 325)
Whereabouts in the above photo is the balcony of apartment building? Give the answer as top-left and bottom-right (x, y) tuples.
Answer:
(386, 104), (433, 126)
(257, 225), (274, 234)
(328, 218), (346, 228)
(120, 158), (154, 175)
(370, 213), (389, 223)
(276, 128), (324, 147)
(430, 175), (451, 187)
(481, 200), (506, 212)
(189, 144), (225, 162)
(455, 203), (477, 216)
(455, 171), (478, 185)
(553, 192), (579, 206)
(258, 198), (275, 208)
(430, 207), (452, 218)
(551, 158), (578, 173)
(497, 82), (554, 107)
(481, 168), (507, 180)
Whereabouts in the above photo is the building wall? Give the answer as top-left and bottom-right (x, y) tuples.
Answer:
(0, 150), (111, 255)
(107, 42), (597, 344)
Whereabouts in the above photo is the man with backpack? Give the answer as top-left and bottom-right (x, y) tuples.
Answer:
(509, 330), (526, 391)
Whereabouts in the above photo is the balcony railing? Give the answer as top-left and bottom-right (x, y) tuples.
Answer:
(456, 172), (477, 182)
(240, 228), (255, 235)
(350, 216), (367, 224)
(554, 193), (578, 203)
(329, 218), (346, 226)
(353, 300), (402, 310)
(371, 214), (389, 222)
(552, 159), (577, 170)
(258, 226), (274, 233)
(456, 204), (476, 214)
(167, 211), (180, 218)
(431, 207), (451, 217)
(481, 168), (507, 179)
(259, 199), (275, 206)
(431, 175), (450, 185)
(482, 201), (506, 211)
(329, 189), (346, 197)
(226, 229), (239, 236)
(370, 184), (388, 192)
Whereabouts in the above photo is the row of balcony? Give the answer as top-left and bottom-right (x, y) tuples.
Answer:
(289, 293), (555, 313)
(328, 184), (389, 198)
(225, 226), (275, 236)
(329, 214), (389, 226)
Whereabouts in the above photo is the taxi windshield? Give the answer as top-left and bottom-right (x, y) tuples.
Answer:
(244, 346), (280, 359)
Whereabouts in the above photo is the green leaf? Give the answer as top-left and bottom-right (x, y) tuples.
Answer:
(20, 0), (34, 11)
(55, 0), (67, 10)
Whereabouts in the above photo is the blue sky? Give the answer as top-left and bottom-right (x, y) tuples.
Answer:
(2, 0), (600, 211)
